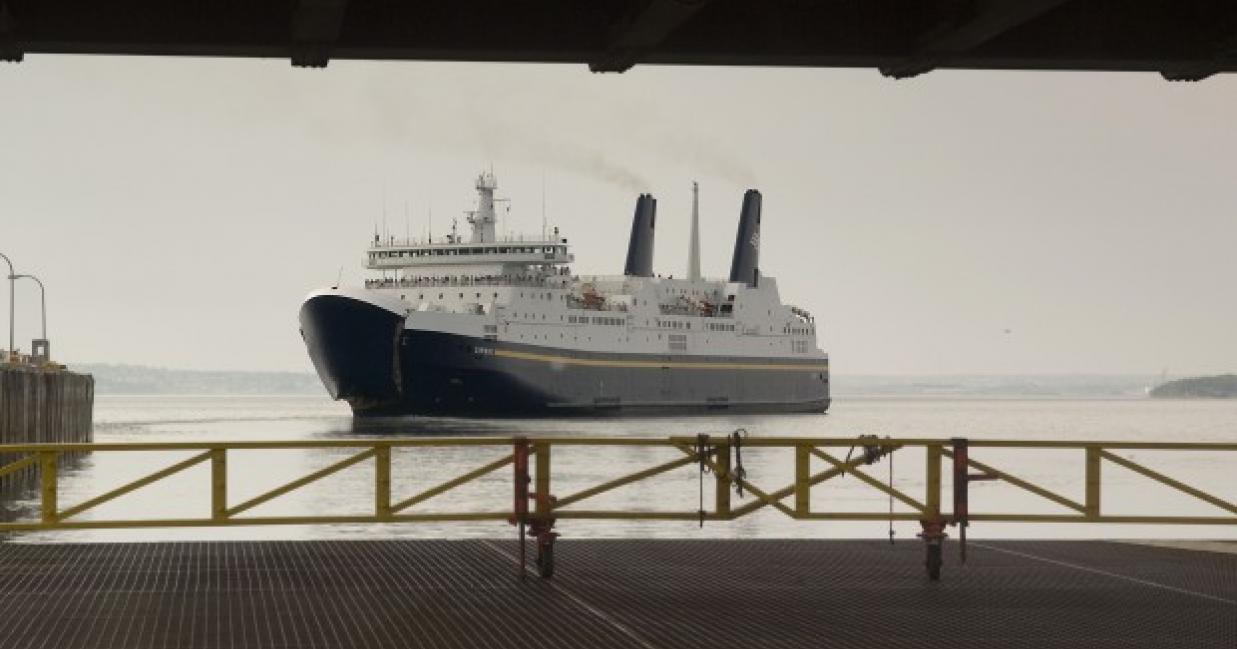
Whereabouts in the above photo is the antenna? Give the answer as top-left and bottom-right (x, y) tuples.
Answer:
(541, 171), (547, 241)
(687, 180), (701, 282)
(404, 202), (410, 243)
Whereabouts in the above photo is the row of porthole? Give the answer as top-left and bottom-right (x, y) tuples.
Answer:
(401, 292), (501, 301)
(518, 291), (558, 301)
(504, 329), (746, 347)
(372, 245), (564, 259)
(507, 332), (785, 351)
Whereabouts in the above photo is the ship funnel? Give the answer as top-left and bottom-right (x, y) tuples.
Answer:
(728, 189), (761, 286)
(624, 193), (657, 277)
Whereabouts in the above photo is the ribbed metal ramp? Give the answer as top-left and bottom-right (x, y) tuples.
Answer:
(1, 539), (1234, 648)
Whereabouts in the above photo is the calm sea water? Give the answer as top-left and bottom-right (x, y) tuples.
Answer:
(7, 394), (1237, 543)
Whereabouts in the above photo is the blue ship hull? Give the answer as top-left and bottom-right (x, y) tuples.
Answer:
(300, 294), (830, 417)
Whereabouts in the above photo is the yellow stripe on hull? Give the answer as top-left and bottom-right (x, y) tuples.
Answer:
(494, 348), (828, 372)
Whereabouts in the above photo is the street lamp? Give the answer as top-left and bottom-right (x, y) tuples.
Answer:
(12, 274), (46, 340)
(0, 251), (13, 358)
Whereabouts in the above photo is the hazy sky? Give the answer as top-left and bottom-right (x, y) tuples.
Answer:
(1, 56), (1234, 376)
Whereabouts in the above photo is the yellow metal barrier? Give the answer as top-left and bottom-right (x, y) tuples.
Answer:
(2, 435), (1235, 579)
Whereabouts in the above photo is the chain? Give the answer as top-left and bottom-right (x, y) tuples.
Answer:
(696, 433), (711, 528)
(731, 428), (747, 497)
(888, 446), (896, 544)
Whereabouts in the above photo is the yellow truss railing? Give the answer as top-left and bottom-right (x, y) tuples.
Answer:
(2, 436), (1237, 529)
(2, 435), (1235, 578)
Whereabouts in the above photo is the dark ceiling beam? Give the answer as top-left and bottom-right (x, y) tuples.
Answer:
(0, 2), (21, 63)
(1160, 32), (1237, 82)
(590, 0), (712, 73)
(290, 0), (348, 68)
(881, 0), (1074, 79)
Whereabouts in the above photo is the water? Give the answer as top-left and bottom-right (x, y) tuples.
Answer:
(7, 394), (1237, 543)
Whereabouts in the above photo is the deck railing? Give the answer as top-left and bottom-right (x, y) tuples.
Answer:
(3, 435), (1234, 579)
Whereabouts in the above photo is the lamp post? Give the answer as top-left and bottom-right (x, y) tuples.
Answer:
(0, 251), (13, 357)
(12, 274), (46, 340)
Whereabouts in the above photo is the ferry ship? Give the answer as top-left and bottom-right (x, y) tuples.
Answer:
(299, 172), (829, 416)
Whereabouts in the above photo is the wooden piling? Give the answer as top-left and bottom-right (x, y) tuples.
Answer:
(0, 366), (93, 499)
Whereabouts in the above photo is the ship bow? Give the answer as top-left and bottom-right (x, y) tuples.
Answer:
(299, 291), (405, 411)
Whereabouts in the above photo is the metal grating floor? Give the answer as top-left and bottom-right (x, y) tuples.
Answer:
(0, 539), (1234, 648)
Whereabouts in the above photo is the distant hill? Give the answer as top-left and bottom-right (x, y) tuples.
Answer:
(1149, 374), (1237, 399)
(73, 363), (325, 395)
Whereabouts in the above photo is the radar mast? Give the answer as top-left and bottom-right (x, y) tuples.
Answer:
(466, 170), (499, 243)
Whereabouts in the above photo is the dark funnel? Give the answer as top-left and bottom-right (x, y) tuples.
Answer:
(624, 193), (657, 277)
(728, 189), (761, 286)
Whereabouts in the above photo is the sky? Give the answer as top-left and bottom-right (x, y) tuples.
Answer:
(1, 56), (1235, 376)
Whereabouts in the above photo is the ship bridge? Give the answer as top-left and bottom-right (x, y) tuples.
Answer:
(366, 238), (572, 273)
(367, 170), (573, 278)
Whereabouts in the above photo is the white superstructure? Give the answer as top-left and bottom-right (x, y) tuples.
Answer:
(359, 173), (820, 359)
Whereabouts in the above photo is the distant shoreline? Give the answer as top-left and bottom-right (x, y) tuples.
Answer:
(74, 363), (326, 396)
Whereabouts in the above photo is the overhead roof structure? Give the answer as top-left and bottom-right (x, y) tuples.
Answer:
(2, 1), (1235, 81)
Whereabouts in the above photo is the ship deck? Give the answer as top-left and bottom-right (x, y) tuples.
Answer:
(1, 538), (1234, 648)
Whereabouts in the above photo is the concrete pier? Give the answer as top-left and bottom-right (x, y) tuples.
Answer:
(0, 365), (93, 496)
(0, 539), (1232, 648)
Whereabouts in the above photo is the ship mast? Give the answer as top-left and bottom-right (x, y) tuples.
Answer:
(467, 170), (499, 243)
(687, 180), (701, 282)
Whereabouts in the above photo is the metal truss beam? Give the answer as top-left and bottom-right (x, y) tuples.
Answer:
(1161, 32), (1237, 81)
(590, 0), (711, 73)
(881, 0), (1074, 79)
(291, 0), (349, 68)
(1, 1), (21, 63)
